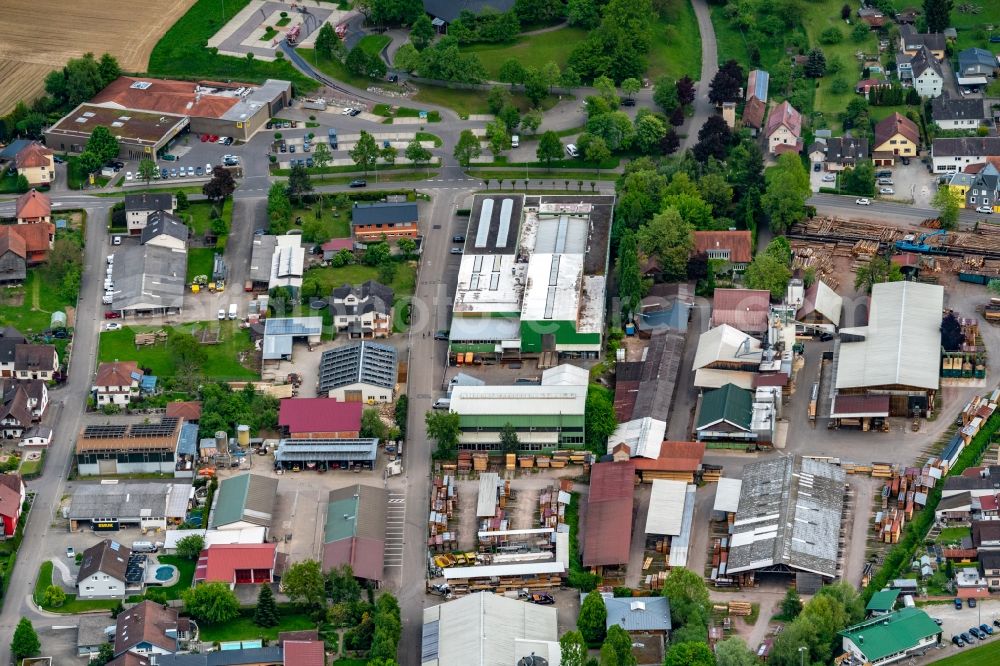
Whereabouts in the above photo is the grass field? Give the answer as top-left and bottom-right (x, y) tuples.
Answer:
(98, 321), (256, 380)
(803, 1), (879, 121)
(648, 0), (702, 80)
(305, 262), (417, 299)
(935, 526), (972, 545)
(198, 608), (315, 642)
(0, 0), (197, 114)
(152, 555), (196, 600)
(34, 561), (121, 613)
(459, 27), (589, 80)
(0, 265), (76, 334)
(299, 35), (393, 92)
(709, 3), (806, 80)
(931, 640), (1000, 666)
(148, 0), (316, 93)
(186, 248), (219, 282)
(412, 85), (563, 118)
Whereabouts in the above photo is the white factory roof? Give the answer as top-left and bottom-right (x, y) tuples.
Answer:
(440, 561), (565, 580)
(578, 275), (607, 335)
(521, 253), (584, 323)
(421, 591), (559, 666)
(668, 484), (697, 568)
(268, 234), (304, 290)
(449, 316), (521, 344)
(477, 473), (502, 518)
(541, 364), (589, 386)
(693, 324), (764, 371)
(453, 253), (525, 315)
(799, 280), (843, 327)
(607, 417), (667, 458)
(713, 478), (743, 513)
(163, 527), (266, 550)
(645, 480), (689, 536)
(449, 384), (587, 416)
(835, 281), (943, 391)
(693, 368), (757, 390)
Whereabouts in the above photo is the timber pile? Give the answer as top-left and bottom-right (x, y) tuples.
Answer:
(728, 601), (753, 616)
(793, 217), (900, 243)
(852, 239), (880, 258)
(537, 484), (569, 530)
(428, 475), (458, 551)
(790, 244), (840, 290)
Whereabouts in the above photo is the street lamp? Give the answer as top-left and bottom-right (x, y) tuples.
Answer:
(798, 646), (807, 666)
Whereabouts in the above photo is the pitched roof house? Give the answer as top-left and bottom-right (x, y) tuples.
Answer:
(0, 378), (48, 438)
(932, 96), (986, 130)
(14, 188), (51, 224)
(14, 343), (58, 380)
(873, 113), (920, 166)
(899, 24), (946, 60)
(0, 223), (54, 264)
(194, 543), (278, 587)
(742, 97), (766, 135)
(329, 280), (395, 338)
(140, 211), (188, 250)
(958, 47), (999, 78)
(114, 600), (189, 657)
(710, 288), (770, 333)
(810, 136), (870, 171)
(210, 473), (279, 531)
(77, 539), (131, 598)
(0, 229), (26, 283)
(910, 46), (944, 98)
(0, 473), (25, 539)
(14, 142), (54, 186)
(692, 230), (752, 272)
(696, 383), (754, 441)
(763, 101), (803, 155)
(93, 361), (144, 407)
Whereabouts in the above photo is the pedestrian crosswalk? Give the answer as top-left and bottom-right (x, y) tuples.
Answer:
(384, 492), (406, 568)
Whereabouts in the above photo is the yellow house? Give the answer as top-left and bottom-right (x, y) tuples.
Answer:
(872, 113), (920, 166)
(947, 172), (974, 208)
(14, 142), (54, 186)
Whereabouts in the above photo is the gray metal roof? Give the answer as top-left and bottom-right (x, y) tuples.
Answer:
(140, 210), (187, 245)
(727, 456), (846, 578)
(262, 316), (323, 360)
(318, 341), (398, 393)
(588, 594), (672, 632)
(151, 647), (284, 666)
(275, 438), (378, 463)
(932, 96), (986, 122)
(249, 235), (276, 283)
(68, 482), (188, 520)
(176, 422), (198, 456)
(110, 244), (186, 313)
(124, 193), (173, 212)
(350, 201), (418, 226)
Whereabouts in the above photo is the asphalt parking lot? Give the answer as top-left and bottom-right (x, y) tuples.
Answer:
(917, 599), (1000, 662)
(879, 159), (936, 207)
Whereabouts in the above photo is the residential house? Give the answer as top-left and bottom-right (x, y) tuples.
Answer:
(957, 47), (998, 78)
(810, 137), (870, 171)
(14, 344), (57, 380)
(124, 193), (175, 235)
(113, 600), (189, 658)
(911, 46), (944, 98)
(318, 341), (398, 403)
(899, 24), (946, 60)
(973, 520), (1000, 549)
(19, 425), (52, 447)
(840, 608), (941, 665)
(93, 361), (144, 407)
(139, 211), (187, 250)
(855, 78), (892, 97)
(897, 7), (920, 24)
(873, 113), (920, 166)
(931, 96), (985, 130)
(278, 398), (362, 438)
(351, 201), (419, 242)
(857, 6), (887, 28)
(0, 229), (26, 283)
(0, 473), (25, 539)
(329, 280), (394, 338)
(194, 543), (278, 588)
(981, 551), (1000, 589)
(710, 288), (770, 334)
(741, 97), (766, 136)
(0, 328), (25, 378)
(763, 100), (803, 155)
(14, 189), (51, 224)
(964, 162), (1000, 212)
(0, 379), (47, 438)
(932, 137), (1000, 173)
(77, 540), (131, 599)
(14, 142), (54, 186)
(691, 230), (752, 273)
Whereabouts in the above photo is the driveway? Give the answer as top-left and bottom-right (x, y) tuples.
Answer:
(886, 159), (937, 208)
(681, 0), (719, 150)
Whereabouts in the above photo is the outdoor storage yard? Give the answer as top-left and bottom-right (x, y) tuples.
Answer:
(0, 0), (197, 113)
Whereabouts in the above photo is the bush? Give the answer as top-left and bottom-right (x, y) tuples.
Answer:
(819, 27), (843, 45)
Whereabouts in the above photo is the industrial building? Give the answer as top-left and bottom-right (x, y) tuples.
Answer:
(322, 484), (387, 584)
(194, 543), (279, 588)
(274, 437), (379, 471)
(449, 194), (614, 360)
(421, 591), (559, 666)
(839, 608), (941, 665)
(109, 244), (187, 317)
(74, 418), (185, 476)
(449, 364), (587, 452)
(834, 281), (944, 417)
(644, 480), (696, 568)
(692, 324), (764, 390)
(66, 481), (191, 532)
(262, 317), (323, 361)
(727, 456), (846, 584)
(583, 460), (635, 570)
(317, 341), (398, 403)
(209, 473), (278, 533)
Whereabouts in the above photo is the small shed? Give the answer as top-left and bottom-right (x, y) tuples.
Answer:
(50, 311), (67, 330)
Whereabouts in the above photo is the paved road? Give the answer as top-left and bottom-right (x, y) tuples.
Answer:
(682, 0), (719, 150)
(809, 192), (989, 229)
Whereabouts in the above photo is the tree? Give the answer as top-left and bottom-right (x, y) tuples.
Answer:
(168, 331), (208, 376)
(543, 61), (562, 93)
(86, 125), (119, 163)
(15, 174), (29, 193)
(923, 0), (953, 34)
(42, 585), (66, 607)
(328, 564), (363, 604)
(853, 255), (904, 292)
(745, 254), (791, 299)
(364, 242), (391, 267)
(567, 0), (601, 29)
(203, 166), (236, 202)
(11, 618), (40, 659)
(405, 139), (432, 171)
(351, 131), (381, 174)
(840, 160), (875, 197)
(287, 164), (313, 204)
(578, 590), (608, 644)
(182, 582), (241, 624)
(632, 113), (665, 155)
(346, 45), (387, 79)
(805, 48), (827, 78)
(488, 86), (513, 114)
(520, 109), (542, 134)
(584, 135), (611, 173)
(559, 630), (588, 666)
(453, 129), (481, 167)
(253, 584), (280, 627)
(709, 59), (744, 104)
(761, 152), (811, 233)
(560, 65), (582, 88)
(660, 129), (680, 155)
(594, 76), (619, 108)
(819, 26), (843, 45)
(268, 182), (292, 233)
(393, 43), (421, 72)
(780, 587), (803, 619)
(932, 185), (962, 229)
(537, 131), (563, 169)
(92, 643), (116, 666)
(397, 236), (417, 258)
(499, 59), (527, 85)
(602, 625), (637, 666)
(362, 408), (390, 440)
(653, 75), (678, 113)
(693, 115), (732, 162)
(663, 642), (715, 666)
(616, 229), (642, 316)
(176, 534), (205, 560)
(621, 77), (641, 100)
(315, 23), (343, 60)
(381, 145), (397, 167)
(137, 158), (157, 185)
(661, 567), (710, 627)
(312, 142), (333, 170)
(426, 410), (460, 458)
(585, 385), (617, 457)
(486, 119), (510, 157)
(637, 208), (693, 281)
(715, 637), (757, 666)
(281, 559), (327, 608)
(77, 150), (103, 176)
(523, 67), (549, 107)
(499, 422), (520, 454)
(410, 13), (435, 50)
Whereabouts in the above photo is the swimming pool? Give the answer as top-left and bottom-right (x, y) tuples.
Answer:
(154, 566), (174, 581)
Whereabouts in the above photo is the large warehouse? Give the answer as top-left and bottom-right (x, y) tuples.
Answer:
(67, 481), (191, 532)
(449, 194), (614, 360)
(727, 456), (846, 584)
(834, 281), (944, 417)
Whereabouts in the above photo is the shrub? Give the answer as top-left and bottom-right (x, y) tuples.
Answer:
(819, 27), (843, 45)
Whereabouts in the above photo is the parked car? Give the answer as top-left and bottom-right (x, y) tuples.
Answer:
(289, 144), (296, 153)
(195, 167), (204, 176)
(932, 618), (943, 626)
(980, 623), (993, 635)
(565, 143), (579, 157)
(341, 107), (353, 115)
(217, 308), (226, 320)
(977, 206), (994, 214)
(855, 198), (871, 205)
(961, 632), (973, 643)
(206, 162), (213, 174)
(53, 155), (65, 164)
(306, 157), (314, 167)
(280, 144), (287, 153)
(450, 247), (463, 254)
(969, 598), (977, 608)
(528, 593), (555, 605)
(822, 174), (835, 182)
(434, 330), (449, 341)
(104, 312), (121, 319)
(112, 236), (122, 246)
(383, 140), (391, 149)
(160, 168), (169, 179)
(350, 109), (361, 116)
(66, 547), (75, 558)
(954, 598), (963, 609)
(105, 322), (122, 331)
(876, 170), (892, 178)
(453, 235), (465, 242)
(621, 98), (636, 107)
(813, 163), (821, 172)
(125, 171), (133, 181)
(952, 636), (964, 647)
(969, 627), (983, 640)
(879, 187), (895, 195)
(349, 179), (367, 188)
(216, 136), (227, 144)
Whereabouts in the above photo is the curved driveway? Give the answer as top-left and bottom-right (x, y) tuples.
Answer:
(682, 0), (719, 150)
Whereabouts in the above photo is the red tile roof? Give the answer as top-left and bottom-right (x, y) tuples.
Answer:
(283, 640), (326, 666)
(753, 373), (789, 388)
(14, 142), (52, 169)
(15, 189), (50, 219)
(0, 473), (22, 519)
(583, 461), (634, 567)
(742, 97), (766, 129)
(95, 361), (141, 388)
(322, 536), (384, 582)
(942, 548), (977, 559)
(322, 238), (354, 252)
(632, 440), (705, 473)
(692, 230), (753, 265)
(92, 76), (241, 119)
(165, 400), (202, 421)
(979, 494), (999, 511)
(279, 398), (362, 434)
(874, 112), (919, 149)
(0, 227), (26, 259)
(195, 544), (276, 583)
(957, 586), (990, 599)
(831, 394), (891, 417)
(2, 222), (54, 259)
(764, 101), (802, 139)
(710, 288), (770, 332)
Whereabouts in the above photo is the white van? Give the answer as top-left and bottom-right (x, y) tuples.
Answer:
(433, 398), (451, 410)
(218, 308), (226, 320)
(228, 304), (238, 320)
(131, 541), (157, 553)
(511, 134), (519, 148)
(565, 143), (579, 157)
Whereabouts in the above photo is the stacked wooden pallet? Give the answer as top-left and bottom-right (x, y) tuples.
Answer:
(702, 465), (723, 483)
(872, 462), (895, 478)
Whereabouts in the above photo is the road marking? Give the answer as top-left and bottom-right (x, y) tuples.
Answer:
(388, 498), (405, 503)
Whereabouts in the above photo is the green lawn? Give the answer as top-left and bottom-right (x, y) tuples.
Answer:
(65, 155), (108, 190)
(298, 48), (398, 92)
(311, 171), (438, 186)
(358, 34), (391, 56)
(935, 526), (971, 546)
(412, 85), (563, 118)
(147, 0), (316, 92)
(98, 322), (257, 380)
(0, 262), (77, 335)
(459, 26), (589, 80)
(709, 3), (788, 73)
(868, 105), (913, 123)
(305, 262), (416, 298)
(198, 609), (316, 642)
(187, 248), (219, 282)
(931, 640), (1000, 666)
(803, 1), (879, 122)
(891, 0), (1000, 57)
(0, 172), (23, 193)
(415, 132), (443, 147)
(152, 555), (196, 600)
(647, 0), (702, 80)
(183, 200), (232, 237)
(34, 561), (121, 613)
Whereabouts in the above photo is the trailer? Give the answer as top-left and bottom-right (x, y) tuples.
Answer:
(302, 98), (327, 111)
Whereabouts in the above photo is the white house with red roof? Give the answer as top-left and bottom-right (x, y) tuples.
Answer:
(93, 361), (144, 406)
(764, 101), (803, 155)
(195, 543), (279, 589)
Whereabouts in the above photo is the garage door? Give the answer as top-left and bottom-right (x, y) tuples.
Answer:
(344, 390), (362, 402)
(98, 458), (118, 475)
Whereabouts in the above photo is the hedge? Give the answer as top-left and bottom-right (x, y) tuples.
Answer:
(864, 411), (1000, 601)
(565, 493), (599, 591)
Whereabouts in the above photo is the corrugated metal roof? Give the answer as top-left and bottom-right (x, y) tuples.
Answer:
(606, 417), (666, 458)
(477, 473), (502, 517)
(450, 384), (586, 416)
(839, 608), (940, 662)
(644, 480), (687, 536)
(441, 561), (565, 580)
(600, 595), (672, 633)
(668, 485), (696, 567)
(713, 478), (743, 513)
(693, 325), (763, 371)
(583, 461), (634, 567)
(210, 474), (277, 529)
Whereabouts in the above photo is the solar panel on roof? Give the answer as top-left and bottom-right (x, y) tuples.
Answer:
(83, 425), (128, 439)
(475, 198), (493, 247)
(548, 255), (561, 286)
(110, 541), (121, 551)
(489, 273), (500, 290)
(496, 198), (514, 247)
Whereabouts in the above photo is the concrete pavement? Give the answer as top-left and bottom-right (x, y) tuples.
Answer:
(681, 0), (719, 151)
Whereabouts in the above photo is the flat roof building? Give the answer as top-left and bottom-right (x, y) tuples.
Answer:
(45, 104), (190, 161)
(274, 437), (379, 470)
(262, 317), (323, 361)
(67, 481), (190, 532)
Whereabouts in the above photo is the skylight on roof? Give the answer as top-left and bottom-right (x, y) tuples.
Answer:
(82, 111), (95, 118)
(131, 81), (152, 90)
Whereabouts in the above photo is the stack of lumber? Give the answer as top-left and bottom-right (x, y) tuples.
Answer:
(728, 601), (753, 616)
(702, 465), (723, 483)
(472, 453), (488, 471)
(457, 452), (472, 473)
(872, 462), (895, 478)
